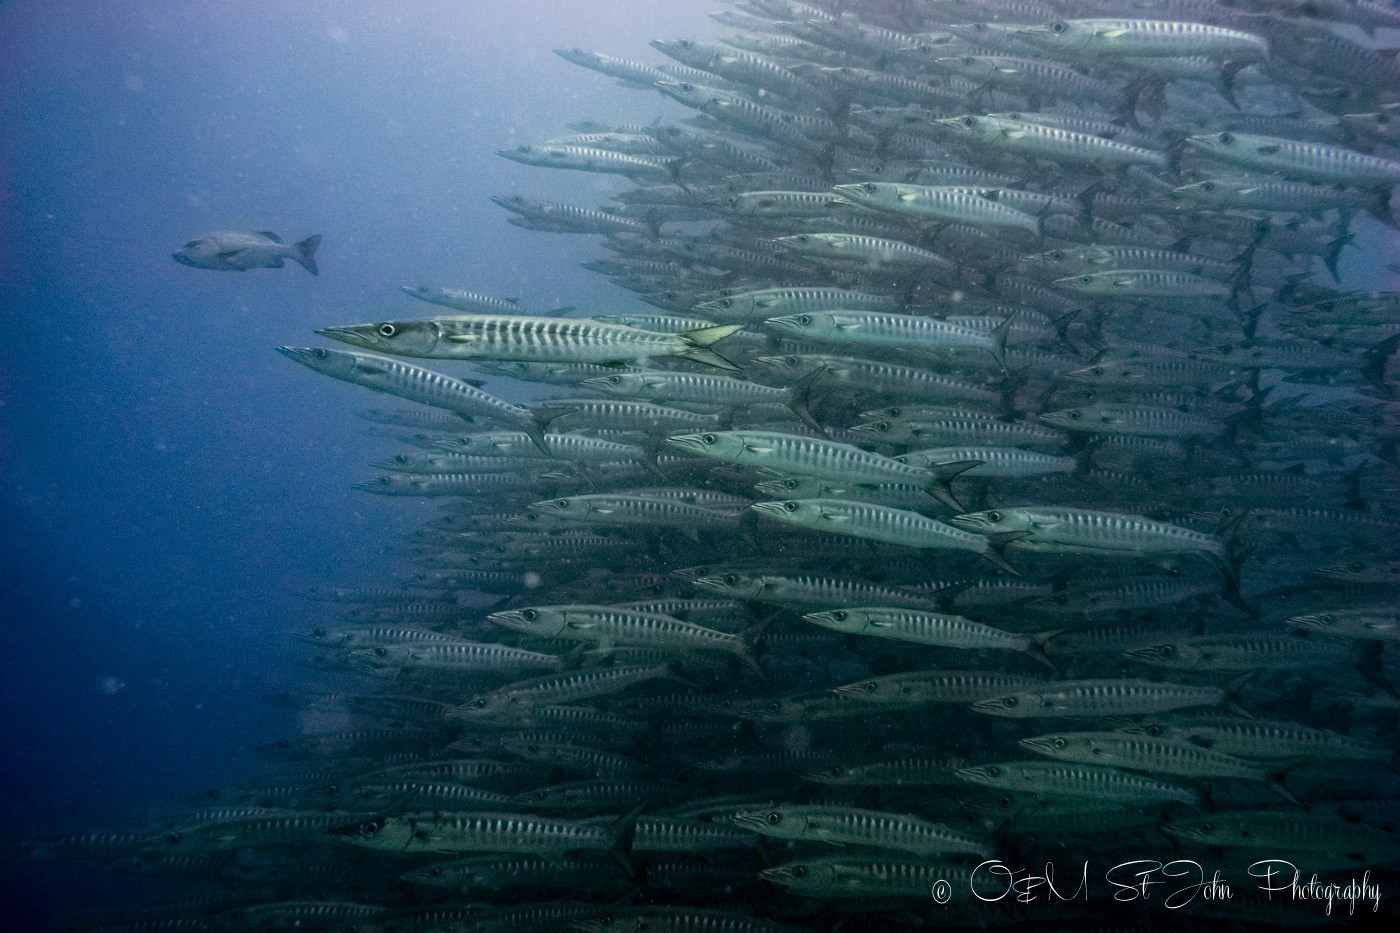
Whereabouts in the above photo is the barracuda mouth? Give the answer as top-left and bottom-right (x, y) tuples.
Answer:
(748, 501), (789, 519)
(315, 326), (375, 348)
(664, 434), (707, 453)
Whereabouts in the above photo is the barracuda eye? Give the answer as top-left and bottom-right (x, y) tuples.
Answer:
(782, 501), (799, 512)
(607, 375), (622, 385)
(785, 356), (799, 366)
(1377, 114), (1390, 125)
(701, 433), (717, 445)
(428, 867), (442, 878)
(782, 480), (798, 490)
(1146, 724), (1162, 736)
(473, 698), (487, 708)
(312, 348), (328, 360)
(832, 611), (847, 622)
(1053, 595), (1067, 606)
(1200, 823), (1214, 833)
(1218, 132), (1234, 145)
(555, 499), (569, 508)
(962, 56), (975, 65)
(766, 812), (781, 824)
(680, 83), (693, 92)
(1091, 366), (1103, 376)
(725, 196), (736, 206)
(377, 476), (391, 485)
(312, 627), (326, 637)
(719, 298), (732, 308)
(767, 701), (781, 713)
(521, 609), (537, 622)
(1050, 21), (1067, 33)
(863, 681), (878, 693)
(378, 323), (397, 337)
(1049, 250), (1063, 261)
(1200, 181), (1216, 192)
(962, 116), (977, 128)
(1317, 615), (1334, 625)
(678, 39), (692, 48)
(724, 574), (738, 586)
(1067, 410), (1081, 420)
(375, 647), (388, 657)
(828, 765), (842, 776)
(986, 510), (1002, 523)
(166, 833), (182, 844)
(1349, 563), (1364, 573)
(325, 784), (339, 795)
(797, 315), (812, 326)
(986, 766), (1001, 777)
(1079, 275), (1093, 285)
(1004, 696), (1017, 708)
(874, 421), (890, 433)
(795, 235), (809, 243)
(1160, 645), (1175, 657)
(792, 866), (807, 878)
(862, 183), (876, 193)
(360, 820), (381, 836)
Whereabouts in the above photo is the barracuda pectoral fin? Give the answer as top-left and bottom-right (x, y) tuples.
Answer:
(442, 333), (484, 343)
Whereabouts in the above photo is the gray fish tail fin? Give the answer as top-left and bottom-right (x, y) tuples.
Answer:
(679, 323), (744, 371)
(784, 364), (829, 434)
(1324, 231), (1355, 284)
(980, 531), (1027, 576)
(924, 460), (981, 512)
(988, 309), (1018, 373)
(1026, 630), (1064, 672)
(294, 234), (322, 275)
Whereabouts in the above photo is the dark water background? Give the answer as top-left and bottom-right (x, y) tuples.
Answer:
(4, 2), (1400, 928)
(0, 1), (717, 925)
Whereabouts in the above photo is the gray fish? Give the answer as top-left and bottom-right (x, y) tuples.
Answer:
(172, 230), (320, 274)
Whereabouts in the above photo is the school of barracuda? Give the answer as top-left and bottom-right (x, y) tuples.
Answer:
(27, 0), (1400, 929)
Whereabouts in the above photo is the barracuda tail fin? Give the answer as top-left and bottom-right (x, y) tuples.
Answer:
(608, 799), (648, 871)
(1324, 232), (1354, 283)
(980, 531), (1027, 576)
(293, 234), (321, 275)
(680, 324), (744, 371)
(988, 309), (1018, 373)
(784, 365), (828, 434)
(924, 460), (982, 512)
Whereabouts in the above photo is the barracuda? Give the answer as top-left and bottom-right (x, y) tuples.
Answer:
(751, 498), (1018, 572)
(317, 315), (742, 370)
(666, 430), (978, 510)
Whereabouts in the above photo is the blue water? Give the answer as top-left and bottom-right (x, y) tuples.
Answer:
(0, 2), (717, 925)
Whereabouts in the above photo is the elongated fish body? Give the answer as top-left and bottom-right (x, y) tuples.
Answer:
(327, 810), (629, 854)
(1018, 18), (1267, 61)
(734, 804), (991, 858)
(833, 183), (1040, 237)
(751, 499), (1010, 570)
(936, 114), (1166, 170)
(952, 506), (1228, 568)
(957, 760), (1199, 806)
(1020, 731), (1269, 781)
(973, 678), (1227, 717)
(276, 347), (537, 426)
(1186, 131), (1400, 186)
(695, 286), (895, 322)
(803, 607), (1036, 656)
(317, 316), (742, 370)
